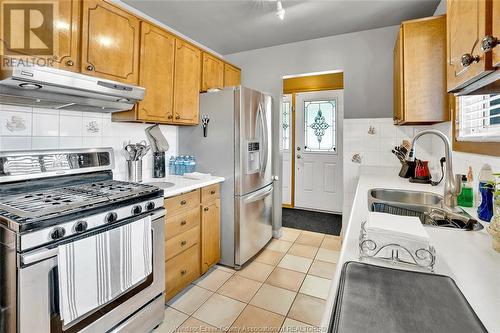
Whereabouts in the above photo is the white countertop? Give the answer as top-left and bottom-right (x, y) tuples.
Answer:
(142, 174), (225, 198)
(321, 167), (500, 332)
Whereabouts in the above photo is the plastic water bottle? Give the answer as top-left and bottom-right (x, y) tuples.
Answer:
(189, 156), (196, 173)
(168, 156), (176, 175)
(174, 156), (182, 175)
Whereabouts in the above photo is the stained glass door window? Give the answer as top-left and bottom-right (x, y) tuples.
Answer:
(303, 100), (336, 152)
(282, 98), (291, 150)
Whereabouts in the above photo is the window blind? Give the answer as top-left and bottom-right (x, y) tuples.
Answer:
(457, 94), (500, 142)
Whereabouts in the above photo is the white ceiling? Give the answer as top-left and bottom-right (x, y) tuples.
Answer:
(123, 0), (440, 55)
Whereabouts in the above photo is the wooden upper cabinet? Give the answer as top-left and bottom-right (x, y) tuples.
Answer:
(224, 64), (241, 87)
(446, 0), (494, 92)
(493, 0), (500, 68)
(52, 0), (81, 72)
(81, 0), (140, 84)
(137, 22), (175, 123)
(394, 16), (449, 125)
(201, 52), (224, 92)
(201, 199), (221, 274)
(173, 39), (201, 125)
(393, 27), (404, 124)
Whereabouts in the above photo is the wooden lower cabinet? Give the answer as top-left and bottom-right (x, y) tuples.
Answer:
(201, 199), (221, 274)
(165, 244), (200, 300)
(164, 185), (221, 301)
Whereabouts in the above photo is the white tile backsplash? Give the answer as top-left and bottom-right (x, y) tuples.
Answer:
(342, 118), (436, 220)
(0, 104), (178, 180)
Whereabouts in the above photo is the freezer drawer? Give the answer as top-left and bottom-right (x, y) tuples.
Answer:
(235, 184), (273, 267)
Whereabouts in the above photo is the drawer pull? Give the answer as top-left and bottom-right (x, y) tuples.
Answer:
(204, 207), (209, 212)
(180, 200), (187, 205)
(180, 240), (187, 246)
(210, 190), (216, 195)
(180, 269), (187, 275)
(180, 220), (187, 225)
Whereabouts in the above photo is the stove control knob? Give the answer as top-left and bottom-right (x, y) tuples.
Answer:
(105, 212), (118, 223)
(50, 227), (66, 240)
(74, 221), (88, 233)
(145, 201), (156, 211)
(132, 205), (143, 215)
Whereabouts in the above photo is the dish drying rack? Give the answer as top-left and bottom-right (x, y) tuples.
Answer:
(359, 221), (436, 272)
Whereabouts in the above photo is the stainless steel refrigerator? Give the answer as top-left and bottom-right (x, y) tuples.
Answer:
(179, 87), (273, 269)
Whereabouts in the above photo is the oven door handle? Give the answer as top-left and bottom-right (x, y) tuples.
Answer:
(21, 209), (165, 266)
(21, 247), (58, 265)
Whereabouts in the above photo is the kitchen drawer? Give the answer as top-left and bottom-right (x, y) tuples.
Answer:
(165, 189), (200, 215)
(165, 226), (200, 260)
(201, 184), (220, 203)
(165, 207), (200, 240)
(165, 243), (200, 301)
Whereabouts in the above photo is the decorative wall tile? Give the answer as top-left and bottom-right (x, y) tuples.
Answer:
(82, 117), (102, 136)
(1, 111), (32, 136)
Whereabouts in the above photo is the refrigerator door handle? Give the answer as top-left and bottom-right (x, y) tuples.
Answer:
(243, 185), (273, 204)
(258, 101), (268, 175)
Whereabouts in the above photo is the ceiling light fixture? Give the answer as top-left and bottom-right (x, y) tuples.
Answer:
(276, 0), (285, 20)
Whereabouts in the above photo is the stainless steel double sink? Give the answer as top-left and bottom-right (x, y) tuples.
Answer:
(368, 188), (483, 231)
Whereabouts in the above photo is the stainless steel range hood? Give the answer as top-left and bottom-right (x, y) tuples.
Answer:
(0, 65), (145, 112)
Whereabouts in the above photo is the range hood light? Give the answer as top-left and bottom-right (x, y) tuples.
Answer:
(116, 98), (129, 102)
(19, 83), (42, 90)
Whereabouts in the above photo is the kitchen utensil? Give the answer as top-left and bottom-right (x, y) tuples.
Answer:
(145, 125), (169, 152)
(201, 114), (210, 137)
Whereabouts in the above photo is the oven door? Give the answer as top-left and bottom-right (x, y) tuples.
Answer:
(17, 209), (165, 333)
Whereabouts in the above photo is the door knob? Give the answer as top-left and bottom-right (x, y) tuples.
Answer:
(86, 64), (94, 71)
(481, 35), (499, 52)
(297, 147), (301, 151)
(296, 154), (302, 159)
(66, 59), (74, 66)
(460, 53), (480, 67)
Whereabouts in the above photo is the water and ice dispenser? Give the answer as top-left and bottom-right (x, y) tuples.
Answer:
(246, 141), (260, 174)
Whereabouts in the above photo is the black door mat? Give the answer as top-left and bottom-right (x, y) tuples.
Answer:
(282, 208), (342, 235)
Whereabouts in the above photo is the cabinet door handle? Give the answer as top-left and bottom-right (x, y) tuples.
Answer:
(481, 35), (499, 52)
(180, 240), (187, 246)
(180, 220), (187, 226)
(210, 190), (216, 195)
(460, 53), (480, 67)
(175, 115), (181, 120)
(180, 200), (187, 205)
(204, 207), (209, 212)
(66, 59), (74, 66)
(167, 115), (173, 119)
(86, 64), (94, 71)
(180, 269), (187, 275)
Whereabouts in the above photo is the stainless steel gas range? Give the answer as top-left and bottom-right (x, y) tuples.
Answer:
(0, 148), (165, 333)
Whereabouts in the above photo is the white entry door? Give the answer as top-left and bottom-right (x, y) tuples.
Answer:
(295, 90), (343, 212)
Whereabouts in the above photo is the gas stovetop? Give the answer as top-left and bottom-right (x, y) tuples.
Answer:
(0, 180), (159, 220)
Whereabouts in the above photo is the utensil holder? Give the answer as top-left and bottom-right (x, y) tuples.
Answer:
(152, 151), (166, 178)
(127, 160), (143, 183)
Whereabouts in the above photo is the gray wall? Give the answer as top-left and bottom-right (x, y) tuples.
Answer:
(225, 25), (399, 119)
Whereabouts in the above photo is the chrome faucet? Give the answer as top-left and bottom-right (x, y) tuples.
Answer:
(408, 129), (462, 210)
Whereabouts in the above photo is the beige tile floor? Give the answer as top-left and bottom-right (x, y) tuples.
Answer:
(156, 227), (341, 333)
